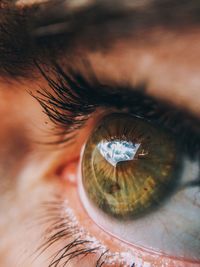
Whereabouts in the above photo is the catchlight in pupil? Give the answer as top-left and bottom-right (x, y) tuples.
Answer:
(82, 113), (182, 219)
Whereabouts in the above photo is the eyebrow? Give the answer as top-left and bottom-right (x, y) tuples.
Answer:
(1, 0), (200, 128)
(0, 0), (200, 77)
(33, 0), (200, 37)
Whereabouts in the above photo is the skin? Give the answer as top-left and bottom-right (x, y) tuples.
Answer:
(0, 1), (200, 267)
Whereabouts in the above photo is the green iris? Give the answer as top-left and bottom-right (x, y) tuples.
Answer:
(82, 114), (182, 219)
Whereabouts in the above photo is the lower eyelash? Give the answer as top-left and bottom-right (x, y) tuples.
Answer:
(35, 197), (137, 267)
(35, 199), (102, 266)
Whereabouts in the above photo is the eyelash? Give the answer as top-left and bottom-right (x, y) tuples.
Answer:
(36, 198), (135, 267)
(33, 60), (200, 158)
(36, 198), (102, 267)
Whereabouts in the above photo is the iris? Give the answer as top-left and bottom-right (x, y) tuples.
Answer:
(82, 113), (182, 219)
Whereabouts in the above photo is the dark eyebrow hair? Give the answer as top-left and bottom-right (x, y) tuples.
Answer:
(0, 0), (200, 77)
(34, 0), (200, 37)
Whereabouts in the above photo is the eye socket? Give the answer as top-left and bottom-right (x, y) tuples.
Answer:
(79, 113), (200, 261)
(82, 113), (182, 219)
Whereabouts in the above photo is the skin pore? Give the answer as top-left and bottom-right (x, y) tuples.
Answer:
(0, 0), (200, 266)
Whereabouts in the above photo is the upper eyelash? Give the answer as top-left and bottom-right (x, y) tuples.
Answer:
(32, 60), (200, 159)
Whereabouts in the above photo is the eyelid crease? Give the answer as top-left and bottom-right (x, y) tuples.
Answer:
(33, 60), (200, 159)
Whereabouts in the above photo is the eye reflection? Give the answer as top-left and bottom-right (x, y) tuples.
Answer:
(98, 140), (141, 167)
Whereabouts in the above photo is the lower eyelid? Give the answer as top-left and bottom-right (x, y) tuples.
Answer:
(58, 160), (199, 267)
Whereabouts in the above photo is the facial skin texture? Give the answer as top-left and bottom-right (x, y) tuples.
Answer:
(0, 1), (200, 267)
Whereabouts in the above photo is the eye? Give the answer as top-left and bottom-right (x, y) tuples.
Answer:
(79, 112), (200, 261)
(32, 62), (200, 265)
